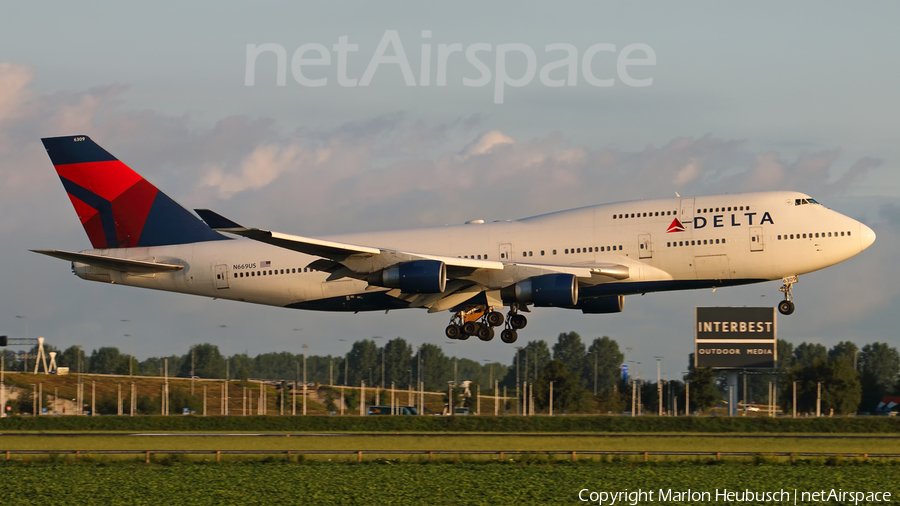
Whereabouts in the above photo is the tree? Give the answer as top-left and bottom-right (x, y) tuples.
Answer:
(585, 336), (625, 396)
(254, 351), (299, 379)
(228, 353), (255, 380)
(552, 332), (586, 387)
(179, 343), (226, 379)
(383, 338), (413, 387)
(533, 359), (591, 413)
(414, 343), (452, 390)
(823, 351), (861, 415)
(90, 347), (123, 375)
(793, 342), (827, 368)
(347, 340), (378, 386)
(859, 343), (900, 412)
(57, 346), (87, 372)
(686, 353), (718, 412)
(521, 340), (551, 384)
(828, 341), (858, 363)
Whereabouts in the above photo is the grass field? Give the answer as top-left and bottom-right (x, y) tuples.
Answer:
(0, 461), (896, 505)
(0, 433), (895, 463)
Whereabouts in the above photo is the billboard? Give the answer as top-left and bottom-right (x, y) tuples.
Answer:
(695, 307), (776, 369)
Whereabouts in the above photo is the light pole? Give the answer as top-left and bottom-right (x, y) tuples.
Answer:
(190, 345), (196, 395)
(218, 325), (229, 380)
(339, 339), (349, 385)
(302, 344), (308, 415)
(121, 319), (134, 376)
(515, 346), (523, 416)
(417, 345), (425, 414)
(376, 337), (385, 388)
(15, 316), (27, 372)
(446, 341), (458, 386)
(293, 360), (299, 416)
(654, 356), (663, 416)
(484, 359), (492, 389)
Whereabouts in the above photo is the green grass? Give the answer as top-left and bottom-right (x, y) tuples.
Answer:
(0, 434), (893, 458)
(0, 461), (896, 505)
(3, 414), (900, 432)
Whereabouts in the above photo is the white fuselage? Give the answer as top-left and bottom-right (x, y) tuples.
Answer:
(70, 191), (874, 312)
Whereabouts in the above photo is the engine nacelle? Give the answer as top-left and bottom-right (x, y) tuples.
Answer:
(577, 295), (624, 314)
(500, 273), (578, 307)
(368, 260), (446, 293)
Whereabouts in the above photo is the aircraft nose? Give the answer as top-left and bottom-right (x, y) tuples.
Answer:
(860, 223), (876, 251)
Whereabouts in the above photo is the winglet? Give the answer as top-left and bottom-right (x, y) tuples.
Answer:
(194, 209), (246, 231)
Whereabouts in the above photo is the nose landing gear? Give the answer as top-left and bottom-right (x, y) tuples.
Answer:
(777, 275), (797, 315)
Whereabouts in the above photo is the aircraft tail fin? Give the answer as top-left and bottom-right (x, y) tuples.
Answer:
(41, 135), (227, 249)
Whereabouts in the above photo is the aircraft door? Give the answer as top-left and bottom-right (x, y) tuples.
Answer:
(499, 243), (512, 261)
(679, 198), (695, 223)
(214, 264), (230, 289)
(638, 234), (652, 259)
(749, 226), (764, 252)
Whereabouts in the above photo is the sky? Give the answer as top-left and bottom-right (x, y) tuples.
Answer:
(1, 1), (898, 380)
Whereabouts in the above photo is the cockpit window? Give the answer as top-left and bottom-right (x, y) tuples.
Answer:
(794, 198), (821, 206)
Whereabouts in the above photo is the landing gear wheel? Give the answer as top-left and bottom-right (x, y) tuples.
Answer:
(500, 329), (518, 344)
(445, 325), (462, 339)
(778, 276), (797, 316)
(778, 300), (795, 315)
(478, 325), (494, 341)
(510, 314), (528, 330)
(486, 311), (505, 327)
(457, 332), (470, 341)
(462, 321), (478, 336)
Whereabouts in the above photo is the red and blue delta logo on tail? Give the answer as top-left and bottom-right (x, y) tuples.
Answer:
(41, 136), (226, 249)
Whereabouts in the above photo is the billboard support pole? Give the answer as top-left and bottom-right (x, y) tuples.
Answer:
(727, 370), (738, 417)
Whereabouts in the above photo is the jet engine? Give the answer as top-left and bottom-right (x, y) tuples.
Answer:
(500, 273), (578, 307)
(368, 260), (446, 293)
(577, 295), (624, 314)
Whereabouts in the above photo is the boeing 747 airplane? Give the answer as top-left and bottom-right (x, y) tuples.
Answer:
(34, 136), (876, 344)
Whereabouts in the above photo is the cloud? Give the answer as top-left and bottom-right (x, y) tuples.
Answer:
(459, 130), (515, 158)
(0, 62), (33, 126)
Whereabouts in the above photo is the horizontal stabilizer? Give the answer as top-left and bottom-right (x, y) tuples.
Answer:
(31, 250), (184, 273)
(194, 209), (244, 231)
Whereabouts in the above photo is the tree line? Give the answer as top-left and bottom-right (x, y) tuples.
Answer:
(3, 334), (897, 415)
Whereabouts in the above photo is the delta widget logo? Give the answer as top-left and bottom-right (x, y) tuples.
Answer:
(667, 218), (685, 233)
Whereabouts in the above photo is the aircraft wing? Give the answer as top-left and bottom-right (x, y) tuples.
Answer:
(499, 262), (627, 280)
(195, 209), (505, 272)
(32, 249), (184, 273)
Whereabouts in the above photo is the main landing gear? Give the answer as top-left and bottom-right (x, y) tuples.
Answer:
(445, 306), (526, 343)
(499, 307), (527, 344)
(778, 275), (797, 315)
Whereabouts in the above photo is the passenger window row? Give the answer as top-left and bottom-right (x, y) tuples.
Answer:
(697, 205), (750, 213)
(778, 231), (851, 240)
(233, 267), (316, 278)
(498, 245), (624, 260)
(613, 210), (676, 219)
(667, 238), (727, 247)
